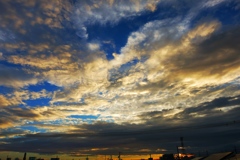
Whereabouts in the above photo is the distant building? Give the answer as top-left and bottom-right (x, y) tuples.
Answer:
(191, 157), (205, 160)
(229, 153), (240, 160)
(148, 154), (153, 160)
(160, 154), (175, 160)
(23, 153), (26, 160)
(109, 155), (113, 160)
(29, 157), (36, 160)
(202, 152), (234, 160)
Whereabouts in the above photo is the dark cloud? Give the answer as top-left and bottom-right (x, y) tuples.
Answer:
(181, 95), (240, 115)
(0, 65), (37, 87)
(169, 26), (240, 77)
(0, 105), (39, 128)
(0, 117), (239, 155)
(4, 107), (39, 118)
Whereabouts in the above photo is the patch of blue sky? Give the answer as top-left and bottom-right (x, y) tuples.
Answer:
(0, 85), (14, 95)
(212, 2), (240, 25)
(52, 101), (86, 106)
(65, 115), (101, 124)
(19, 126), (46, 133)
(0, 60), (24, 68)
(108, 58), (140, 82)
(26, 81), (62, 92)
(25, 121), (45, 125)
(23, 98), (51, 107)
(190, 1), (239, 28)
(68, 114), (100, 120)
(86, 4), (179, 60)
(101, 116), (114, 123)
(49, 119), (64, 125)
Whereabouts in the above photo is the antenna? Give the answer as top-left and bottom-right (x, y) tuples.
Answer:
(177, 146), (180, 159)
(180, 137), (185, 154)
(23, 153), (27, 160)
(118, 152), (121, 160)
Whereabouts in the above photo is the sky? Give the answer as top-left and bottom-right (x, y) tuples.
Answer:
(0, 0), (240, 159)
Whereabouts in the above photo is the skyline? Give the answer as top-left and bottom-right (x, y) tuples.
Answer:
(0, 0), (240, 158)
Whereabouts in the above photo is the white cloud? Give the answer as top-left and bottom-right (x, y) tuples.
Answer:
(72, 0), (161, 39)
(88, 43), (100, 51)
(0, 29), (15, 41)
(203, 0), (227, 8)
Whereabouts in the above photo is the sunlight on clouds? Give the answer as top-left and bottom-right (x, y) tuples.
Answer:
(2, 18), (239, 125)
(0, 95), (12, 107)
(163, 108), (183, 118)
(98, 19), (240, 124)
(0, 0), (240, 155)
(8, 55), (74, 70)
(182, 21), (221, 46)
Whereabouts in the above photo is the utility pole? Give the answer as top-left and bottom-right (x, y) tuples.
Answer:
(118, 152), (121, 160)
(177, 146), (180, 160)
(23, 153), (26, 160)
(180, 137), (185, 154)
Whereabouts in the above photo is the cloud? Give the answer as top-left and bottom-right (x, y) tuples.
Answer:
(0, 0), (72, 30)
(0, 95), (12, 107)
(49, 16), (240, 123)
(0, 118), (239, 154)
(0, 0), (239, 156)
(88, 43), (100, 51)
(73, 0), (160, 25)
(0, 65), (38, 88)
(1, 0), (239, 127)
(72, 0), (160, 38)
(0, 105), (40, 129)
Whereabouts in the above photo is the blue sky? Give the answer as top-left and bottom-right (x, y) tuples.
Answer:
(0, 0), (240, 158)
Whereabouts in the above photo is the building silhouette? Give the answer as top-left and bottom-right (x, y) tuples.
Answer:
(160, 154), (175, 160)
(29, 157), (36, 160)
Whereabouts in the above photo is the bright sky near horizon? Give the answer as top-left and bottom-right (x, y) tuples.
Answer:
(0, 0), (240, 158)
